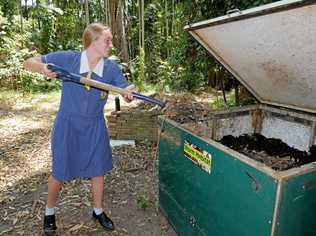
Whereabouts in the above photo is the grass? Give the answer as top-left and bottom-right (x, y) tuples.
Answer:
(136, 193), (151, 210)
(211, 90), (236, 109)
(210, 89), (257, 109)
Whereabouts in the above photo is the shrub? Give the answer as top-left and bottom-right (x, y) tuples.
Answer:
(0, 14), (60, 92)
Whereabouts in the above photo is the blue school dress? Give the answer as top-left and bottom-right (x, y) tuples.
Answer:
(42, 51), (128, 181)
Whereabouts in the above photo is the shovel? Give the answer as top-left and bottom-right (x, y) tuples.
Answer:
(47, 63), (166, 108)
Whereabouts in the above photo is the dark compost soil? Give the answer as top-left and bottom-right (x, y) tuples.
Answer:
(219, 134), (316, 171)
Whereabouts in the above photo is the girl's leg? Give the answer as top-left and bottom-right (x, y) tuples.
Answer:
(91, 176), (104, 209)
(47, 175), (62, 208)
(43, 175), (62, 232)
(91, 176), (114, 231)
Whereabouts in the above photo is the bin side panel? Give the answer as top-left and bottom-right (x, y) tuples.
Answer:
(261, 114), (312, 151)
(215, 114), (254, 140)
(278, 171), (316, 236)
(159, 121), (199, 235)
(159, 120), (277, 236)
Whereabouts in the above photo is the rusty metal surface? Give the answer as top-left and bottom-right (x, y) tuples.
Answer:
(186, 1), (316, 113)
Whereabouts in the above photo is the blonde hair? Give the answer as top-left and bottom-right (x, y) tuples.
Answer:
(82, 23), (110, 49)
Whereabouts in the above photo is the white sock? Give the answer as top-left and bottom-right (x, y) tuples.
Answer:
(45, 206), (55, 216)
(93, 207), (103, 215)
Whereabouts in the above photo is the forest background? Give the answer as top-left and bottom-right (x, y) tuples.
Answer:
(0, 0), (279, 97)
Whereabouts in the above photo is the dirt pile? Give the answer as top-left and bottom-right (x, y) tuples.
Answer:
(123, 93), (214, 124)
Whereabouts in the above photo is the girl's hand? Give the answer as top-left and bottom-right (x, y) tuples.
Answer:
(42, 64), (57, 78)
(123, 85), (136, 103)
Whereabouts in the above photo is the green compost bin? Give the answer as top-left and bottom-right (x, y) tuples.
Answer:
(158, 1), (316, 235)
(159, 117), (316, 236)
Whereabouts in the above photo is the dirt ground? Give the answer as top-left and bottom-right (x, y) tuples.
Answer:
(3, 88), (315, 234)
(0, 92), (181, 236)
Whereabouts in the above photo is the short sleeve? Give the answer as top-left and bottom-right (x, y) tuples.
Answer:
(110, 61), (129, 88)
(41, 51), (72, 68)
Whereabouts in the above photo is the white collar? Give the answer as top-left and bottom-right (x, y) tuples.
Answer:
(79, 50), (104, 77)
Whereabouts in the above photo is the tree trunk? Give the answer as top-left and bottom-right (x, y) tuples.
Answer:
(117, 1), (129, 61)
(106, 0), (111, 26)
(141, 0), (144, 50)
(109, 1), (119, 52)
(97, 0), (102, 22)
(103, 0), (109, 25)
(24, 0), (28, 19)
(31, 0), (34, 29)
(137, 0), (144, 50)
(19, 0), (23, 32)
(234, 79), (240, 106)
(85, 0), (89, 26)
(165, 0), (169, 57)
(103, 0), (108, 24)
(171, 0), (174, 36)
(36, 0), (41, 30)
(108, 0), (129, 61)
(220, 76), (227, 105)
(137, 0), (145, 53)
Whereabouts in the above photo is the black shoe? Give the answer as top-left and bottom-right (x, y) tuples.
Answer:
(92, 211), (115, 231)
(43, 215), (57, 235)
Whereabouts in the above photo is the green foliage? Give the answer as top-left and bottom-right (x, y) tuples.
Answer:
(136, 193), (151, 210)
(0, 0), (281, 95)
(212, 91), (236, 109)
(131, 47), (145, 91)
(0, 0), (18, 22)
(156, 60), (173, 92)
(211, 89), (258, 109)
(54, 8), (82, 50)
(140, 0), (280, 92)
(0, 14), (59, 93)
(238, 90), (258, 106)
(30, 4), (63, 53)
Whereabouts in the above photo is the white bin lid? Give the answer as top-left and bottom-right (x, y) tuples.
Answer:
(185, 0), (316, 113)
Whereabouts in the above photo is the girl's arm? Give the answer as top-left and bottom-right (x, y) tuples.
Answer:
(24, 56), (57, 78)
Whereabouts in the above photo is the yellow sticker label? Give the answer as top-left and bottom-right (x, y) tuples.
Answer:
(184, 140), (212, 174)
